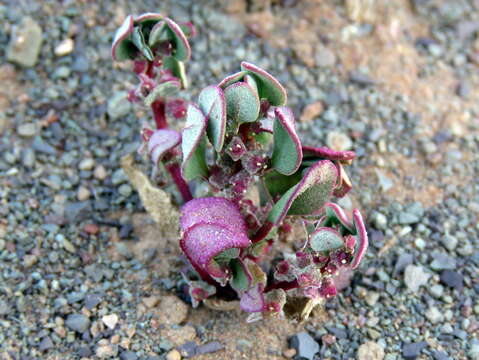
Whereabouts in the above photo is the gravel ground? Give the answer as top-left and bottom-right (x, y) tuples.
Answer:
(0, 0), (478, 359)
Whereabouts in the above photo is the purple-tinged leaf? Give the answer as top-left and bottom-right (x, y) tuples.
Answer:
(180, 223), (250, 285)
(225, 136), (247, 161)
(224, 82), (260, 124)
(147, 129), (181, 165)
(272, 107), (302, 175)
(218, 71), (246, 89)
(244, 74), (258, 95)
(182, 104), (208, 181)
(302, 145), (356, 162)
(240, 283), (266, 313)
(133, 12), (163, 25)
(144, 80), (181, 106)
(198, 85), (227, 151)
(180, 197), (248, 234)
(320, 202), (354, 233)
(264, 289), (287, 315)
(241, 61), (287, 106)
(164, 17), (191, 61)
(230, 259), (251, 293)
(310, 227), (344, 253)
(162, 56), (188, 88)
(264, 170), (302, 199)
(350, 209), (368, 269)
(185, 279), (216, 308)
(111, 15), (135, 61)
(230, 170), (253, 198)
(333, 163), (352, 198)
(178, 22), (197, 38)
(268, 160), (338, 225)
(318, 278), (337, 299)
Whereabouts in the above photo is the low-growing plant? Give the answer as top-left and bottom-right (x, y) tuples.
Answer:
(112, 13), (368, 322)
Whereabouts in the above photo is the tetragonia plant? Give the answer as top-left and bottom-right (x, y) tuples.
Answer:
(112, 14), (368, 322)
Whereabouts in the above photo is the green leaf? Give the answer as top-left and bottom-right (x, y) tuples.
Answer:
(131, 27), (154, 61)
(111, 15), (136, 61)
(165, 17), (191, 61)
(144, 80), (180, 107)
(198, 86), (227, 152)
(241, 61), (287, 106)
(224, 82), (260, 124)
(267, 160), (338, 224)
(264, 170), (302, 199)
(163, 56), (188, 88)
(244, 74), (258, 95)
(310, 227), (344, 252)
(148, 20), (167, 47)
(271, 107), (302, 175)
(230, 259), (250, 292)
(182, 104), (208, 181)
(218, 71), (246, 89)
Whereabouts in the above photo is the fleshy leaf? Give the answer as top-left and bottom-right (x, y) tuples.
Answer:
(131, 27), (154, 61)
(182, 104), (208, 181)
(241, 61), (287, 106)
(180, 223), (250, 284)
(302, 146), (356, 162)
(111, 15), (135, 61)
(268, 160), (338, 225)
(164, 17), (191, 61)
(244, 74), (258, 95)
(147, 129), (181, 165)
(350, 209), (368, 269)
(240, 283), (265, 313)
(231, 259), (251, 293)
(133, 12), (163, 26)
(264, 170), (302, 199)
(310, 227), (344, 253)
(198, 85), (227, 151)
(144, 80), (181, 106)
(218, 71), (246, 89)
(319, 203), (354, 233)
(180, 197), (248, 235)
(272, 107), (302, 175)
(224, 82), (260, 124)
(148, 20), (167, 47)
(163, 56), (188, 88)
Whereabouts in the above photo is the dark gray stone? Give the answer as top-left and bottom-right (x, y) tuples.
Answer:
(120, 350), (138, 360)
(65, 314), (90, 333)
(38, 336), (54, 351)
(440, 270), (463, 291)
(289, 332), (320, 360)
(402, 341), (428, 359)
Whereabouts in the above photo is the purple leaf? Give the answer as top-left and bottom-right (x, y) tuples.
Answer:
(241, 151), (268, 175)
(198, 85), (227, 151)
(350, 209), (368, 269)
(225, 136), (247, 161)
(240, 283), (266, 313)
(268, 160), (338, 225)
(241, 61), (287, 106)
(164, 17), (191, 61)
(181, 104), (208, 180)
(320, 202), (354, 232)
(302, 145), (356, 162)
(111, 15), (135, 61)
(218, 71), (246, 89)
(271, 107), (302, 175)
(224, 82), (260, 124)
(180, 197), (248, 234)
(147, 129), (181, 165)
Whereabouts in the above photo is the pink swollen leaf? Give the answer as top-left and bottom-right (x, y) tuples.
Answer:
(147, 129), (181, 165)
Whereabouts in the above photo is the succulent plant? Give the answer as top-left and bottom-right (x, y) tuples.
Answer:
(112, 15), (368, 322)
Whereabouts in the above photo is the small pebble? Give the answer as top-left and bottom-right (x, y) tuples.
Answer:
(55, 38), (74, 56)
(357, 341), (385, 360)
(166, 349), (182, 360)
(102, 314), (119, 330)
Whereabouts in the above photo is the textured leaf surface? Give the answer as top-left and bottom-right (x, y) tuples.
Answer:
(165, 17), (191, 61)
(224, 82), (260, 124)
(131, 27), (154, 61)
(218, 71), (246, 89)
(182, 104), (208, 180)
(241, 61), (287, 106)
(264, 170), (302, 198)
(180, 223), (250, 282)
(111, 15), (135, 61)
(148, 20), (167, 47)
(268, 160), (338, 224)
(310, 227), (344, 253)
(320, 203), (354, 233)
(180, 197), (248, 234)
(147, 129), (181, 165)
(272, 107), (302, 175)
(302, 146), (356, 162)
(198, 86), (226, 151)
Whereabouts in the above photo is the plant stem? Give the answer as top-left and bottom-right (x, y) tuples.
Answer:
(151, 99), (167, 129)
(251, 221), (274, 243)
(166, 162), (193, 202)
(265, 279), (299, 292)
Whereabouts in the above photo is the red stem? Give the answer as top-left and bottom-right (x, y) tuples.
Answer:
(251, 221), (274, 243)
(151, 100), (167, 129)
(166, 163), (193, 202)
(265, 279), (299, 292)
